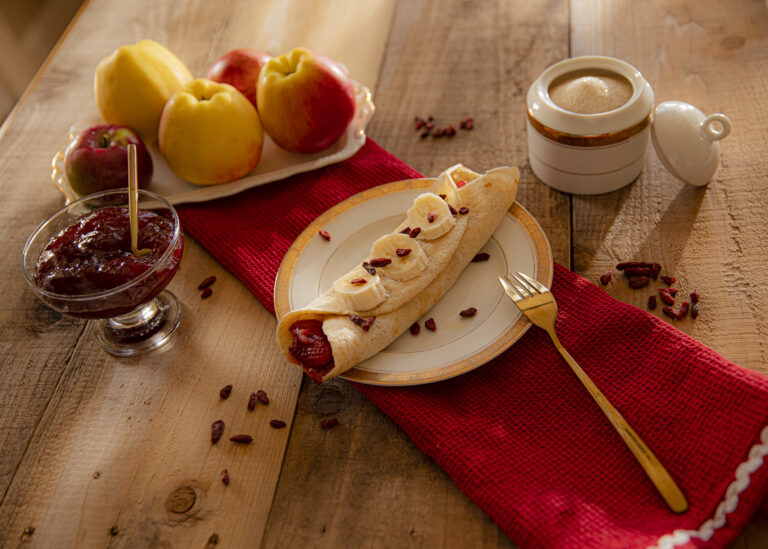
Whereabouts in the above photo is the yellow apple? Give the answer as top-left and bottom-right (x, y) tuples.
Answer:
(257, 47), (356, 153)
(94, 39), (193, 142)
(158, 78), (264, 185)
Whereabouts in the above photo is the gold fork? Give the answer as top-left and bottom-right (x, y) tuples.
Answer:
(500, 272), (688, 513)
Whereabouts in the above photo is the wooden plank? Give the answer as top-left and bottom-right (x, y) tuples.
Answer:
(263, 1), (570, 546)
(570, 0), (768, 367)
(569, 0), (768, 545)
(0, 0), (395, 546)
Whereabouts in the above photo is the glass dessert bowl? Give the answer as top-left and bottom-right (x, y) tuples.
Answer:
(22, 189), (184, 356)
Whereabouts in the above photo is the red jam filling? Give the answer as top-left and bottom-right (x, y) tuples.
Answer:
(34, 206), (175, 296)
(289, 319), (334, 384)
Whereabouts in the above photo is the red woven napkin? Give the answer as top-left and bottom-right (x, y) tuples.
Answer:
(178, 139), (768, 549)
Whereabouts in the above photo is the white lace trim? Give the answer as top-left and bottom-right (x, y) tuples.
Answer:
(649, 424), (768, 549)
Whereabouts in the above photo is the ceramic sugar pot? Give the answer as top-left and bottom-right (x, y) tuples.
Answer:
(526, 55), (731, 194)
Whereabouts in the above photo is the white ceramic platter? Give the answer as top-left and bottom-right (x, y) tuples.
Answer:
(274, 178), (553, 386)
(52, 81), (374, 205)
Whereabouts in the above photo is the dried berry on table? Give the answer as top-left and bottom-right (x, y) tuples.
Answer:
(410, 322), (420, 335)
(198, 275), (216, 290)
(220, 469), (230, 486)
(229, 434), (253, 443)
(472, 253), (490, 262)
(648, 295), (657, 310)
(628, 276), (650, 289)
(269, 420), (287, 429)
(211, 419), (226, 444)
(691, 302), (700, 318)
(219, 385), (233, 399)
(319, 230), (331, 241)
(690, 290), (700, 304)
(201, 287), (213, 299)
(658, 289), (675, 306)
(459, 307), (477, 317)
(247, 392), (257, 411)
(622, 267), (652, 277)
(660, 275), (676, 285)
(425, 318), (437, 331)
(256, 389), (269, 405)
(599, 271), (612, 285)
(662, 302), (690, 320)
(320, 418), (339, 430)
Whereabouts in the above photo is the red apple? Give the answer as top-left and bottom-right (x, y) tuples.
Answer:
(64, 124), (153, 196)
(206, 49), (271, 109)
(257, 47), (356, 153)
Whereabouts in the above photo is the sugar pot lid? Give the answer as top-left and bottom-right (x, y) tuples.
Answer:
(651, 101), (731, 187)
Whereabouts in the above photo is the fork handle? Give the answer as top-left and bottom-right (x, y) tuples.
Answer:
(548, 329), (688, 513)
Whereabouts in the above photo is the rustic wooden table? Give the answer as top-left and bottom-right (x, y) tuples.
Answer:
(2, 0), (767, 547)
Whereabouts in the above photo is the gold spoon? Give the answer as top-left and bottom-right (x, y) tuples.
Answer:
(128, 144), (151, 257)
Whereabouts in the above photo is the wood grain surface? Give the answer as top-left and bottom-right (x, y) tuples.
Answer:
(1, 0), (767, 547)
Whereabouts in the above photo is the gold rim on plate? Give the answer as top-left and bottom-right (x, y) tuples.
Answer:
(273, 178), (553, 386)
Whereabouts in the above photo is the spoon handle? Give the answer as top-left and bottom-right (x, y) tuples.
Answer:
(128, 144), (150, 257)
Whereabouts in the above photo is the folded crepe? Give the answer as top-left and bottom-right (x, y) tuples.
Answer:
(276, 164), (520, 382)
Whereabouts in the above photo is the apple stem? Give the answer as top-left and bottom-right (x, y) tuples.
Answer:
(128, 144), (151, 257)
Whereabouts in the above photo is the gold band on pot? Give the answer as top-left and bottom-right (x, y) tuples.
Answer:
(527, 110), (651, 147)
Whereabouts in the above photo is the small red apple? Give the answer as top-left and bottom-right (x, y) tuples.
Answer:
(206, 49), (271, 109)
(64, 124), (153, 196)
(257, 47), (356, 153)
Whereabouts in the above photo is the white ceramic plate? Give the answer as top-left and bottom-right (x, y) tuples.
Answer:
(52, 81), (374, 205)
(274, 178), (553, 386)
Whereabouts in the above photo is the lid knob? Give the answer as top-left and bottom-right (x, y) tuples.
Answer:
(651, 101), (731, 187)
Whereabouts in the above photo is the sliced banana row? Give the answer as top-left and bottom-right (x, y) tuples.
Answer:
(335, 178), (472, 311)
(369, 233), (428, 281)
(406, 193), (455, 239)
(332, 265), (387, 311)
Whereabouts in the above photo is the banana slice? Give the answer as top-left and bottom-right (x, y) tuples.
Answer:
(332, 266), (387, 311)
(446, 164), (481, 186)
(369, 233), (428, 281)
(432, 172), (461, 209)
(406, 193), (455, 239)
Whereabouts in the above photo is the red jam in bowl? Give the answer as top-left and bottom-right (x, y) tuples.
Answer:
(289, 319), (334, 383)
(33, 206), (183, 319)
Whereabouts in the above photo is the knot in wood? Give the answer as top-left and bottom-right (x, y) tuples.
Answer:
(165, 485), (196, 514)
(311, 379), (350, 416)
